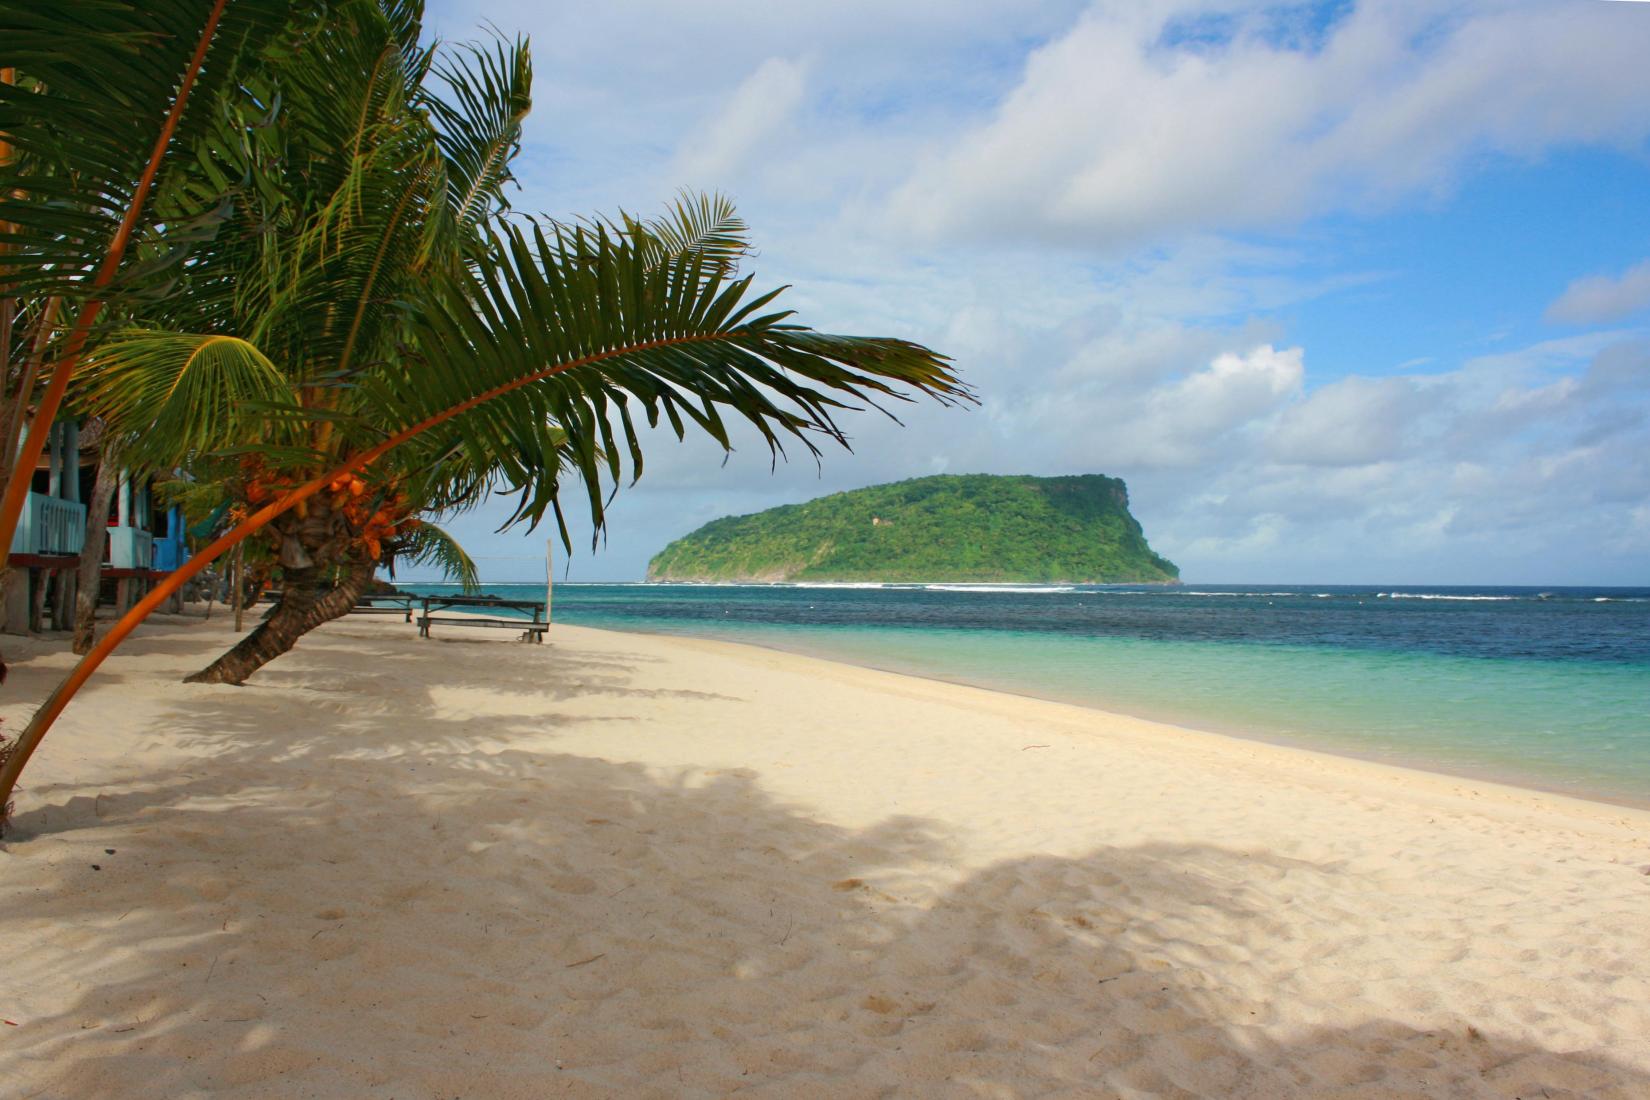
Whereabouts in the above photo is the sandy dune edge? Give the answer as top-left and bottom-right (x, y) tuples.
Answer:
(2, 614), (1648, 1098)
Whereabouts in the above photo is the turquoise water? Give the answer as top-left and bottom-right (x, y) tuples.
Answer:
(402, 583), (1650, 805)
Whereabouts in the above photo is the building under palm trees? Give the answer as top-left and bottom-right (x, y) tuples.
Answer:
(3, 420), (189, 633)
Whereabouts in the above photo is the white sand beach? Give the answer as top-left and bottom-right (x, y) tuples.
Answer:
(3, 613), (1649, 1098)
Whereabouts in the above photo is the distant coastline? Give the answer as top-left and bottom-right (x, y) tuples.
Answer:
(632, 578), (1184, 588)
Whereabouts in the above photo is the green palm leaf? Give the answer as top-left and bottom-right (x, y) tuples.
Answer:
(426, 34), (532, 237)
(386, 520), (480, 591)
(355, 216), (971, 543)
(76, 330), (301, 466)
(630, 191), (750, 276)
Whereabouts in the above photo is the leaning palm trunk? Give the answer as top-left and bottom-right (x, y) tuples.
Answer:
(185, 556), (374, 684)
(184, 478), (390, 683)
(71, 439), (122, 654)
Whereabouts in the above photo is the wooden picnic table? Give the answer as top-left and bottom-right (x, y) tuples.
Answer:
(263, 589), (547, 640)
(415, 594), (547, 643)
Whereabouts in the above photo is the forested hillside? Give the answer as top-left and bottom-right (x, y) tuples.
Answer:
(647, 474), (1179, 583)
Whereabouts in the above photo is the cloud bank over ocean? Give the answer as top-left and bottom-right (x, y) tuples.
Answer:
(424, 0), (1650, 584)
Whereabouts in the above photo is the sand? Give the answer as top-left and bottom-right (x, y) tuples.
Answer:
(2, 612), (1648, 1099)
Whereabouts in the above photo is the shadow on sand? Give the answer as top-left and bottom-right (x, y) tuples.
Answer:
(1, 620), (1644, 1098)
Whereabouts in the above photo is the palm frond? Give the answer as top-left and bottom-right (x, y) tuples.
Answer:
(378, 0), (430, 78)
(633, 191), (749, 275)
(350, 213), (970, 544)
(386, 520), (479, 590)
(75, 330), (302, 467)
(152, 474), (233, 533)
(233, 2), (448, 381)
(426, 34), (532, 237)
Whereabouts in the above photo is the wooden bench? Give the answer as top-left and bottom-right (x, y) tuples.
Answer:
(416, 595), (548, 643)
(350, 594), (418, 622)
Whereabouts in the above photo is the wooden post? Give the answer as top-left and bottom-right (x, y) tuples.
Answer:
(545, 537), (553, 628)
(231, 542), (244, 632)
(29, 568), (47, 633)
(62, 421), (80, 502)
(46, 422), (62, 497)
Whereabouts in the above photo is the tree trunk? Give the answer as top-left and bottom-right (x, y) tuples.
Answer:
(71, 441), (121, 655)
(183, 557), (374, 684)
(50, 569), (73, 631)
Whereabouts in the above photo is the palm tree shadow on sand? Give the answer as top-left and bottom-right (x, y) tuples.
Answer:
(1, 623), (1644, 1098)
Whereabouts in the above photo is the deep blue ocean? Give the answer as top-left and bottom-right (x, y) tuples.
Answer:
(403, 582), (1650, 805)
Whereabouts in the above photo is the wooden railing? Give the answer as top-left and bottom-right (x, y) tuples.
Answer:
(7, 491), (87, 557)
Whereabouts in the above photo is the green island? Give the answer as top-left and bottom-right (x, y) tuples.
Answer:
(647, 474), (1180, 584)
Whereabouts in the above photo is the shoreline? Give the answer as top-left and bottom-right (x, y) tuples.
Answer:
(407, 580), (1650, 812)
(4, 613), (1649, 1096)
(559, 619), (1650, 816)
(596, 622), (1650, 831)
(426, 611), (1650, 831)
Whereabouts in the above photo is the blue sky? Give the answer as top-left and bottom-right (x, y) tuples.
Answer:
(413, 0), (1650, 585)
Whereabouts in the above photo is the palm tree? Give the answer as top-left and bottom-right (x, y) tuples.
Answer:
(0, 0), (970, 830)
(71, 0), (536, 680)
(77, 0), (959, 687)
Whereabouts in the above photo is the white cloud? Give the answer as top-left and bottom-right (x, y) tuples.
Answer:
(885, 1), (1650, 249)
(410, 0), (1650, 586)
(430, 0), (1084, 218)
(1267, 375), (1427, 467)
(1107, 344), (1304, 467)
(1546, 259), (1650, 325)
(1581, 339), (1650, 392)
(674, 58), (808, 184)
